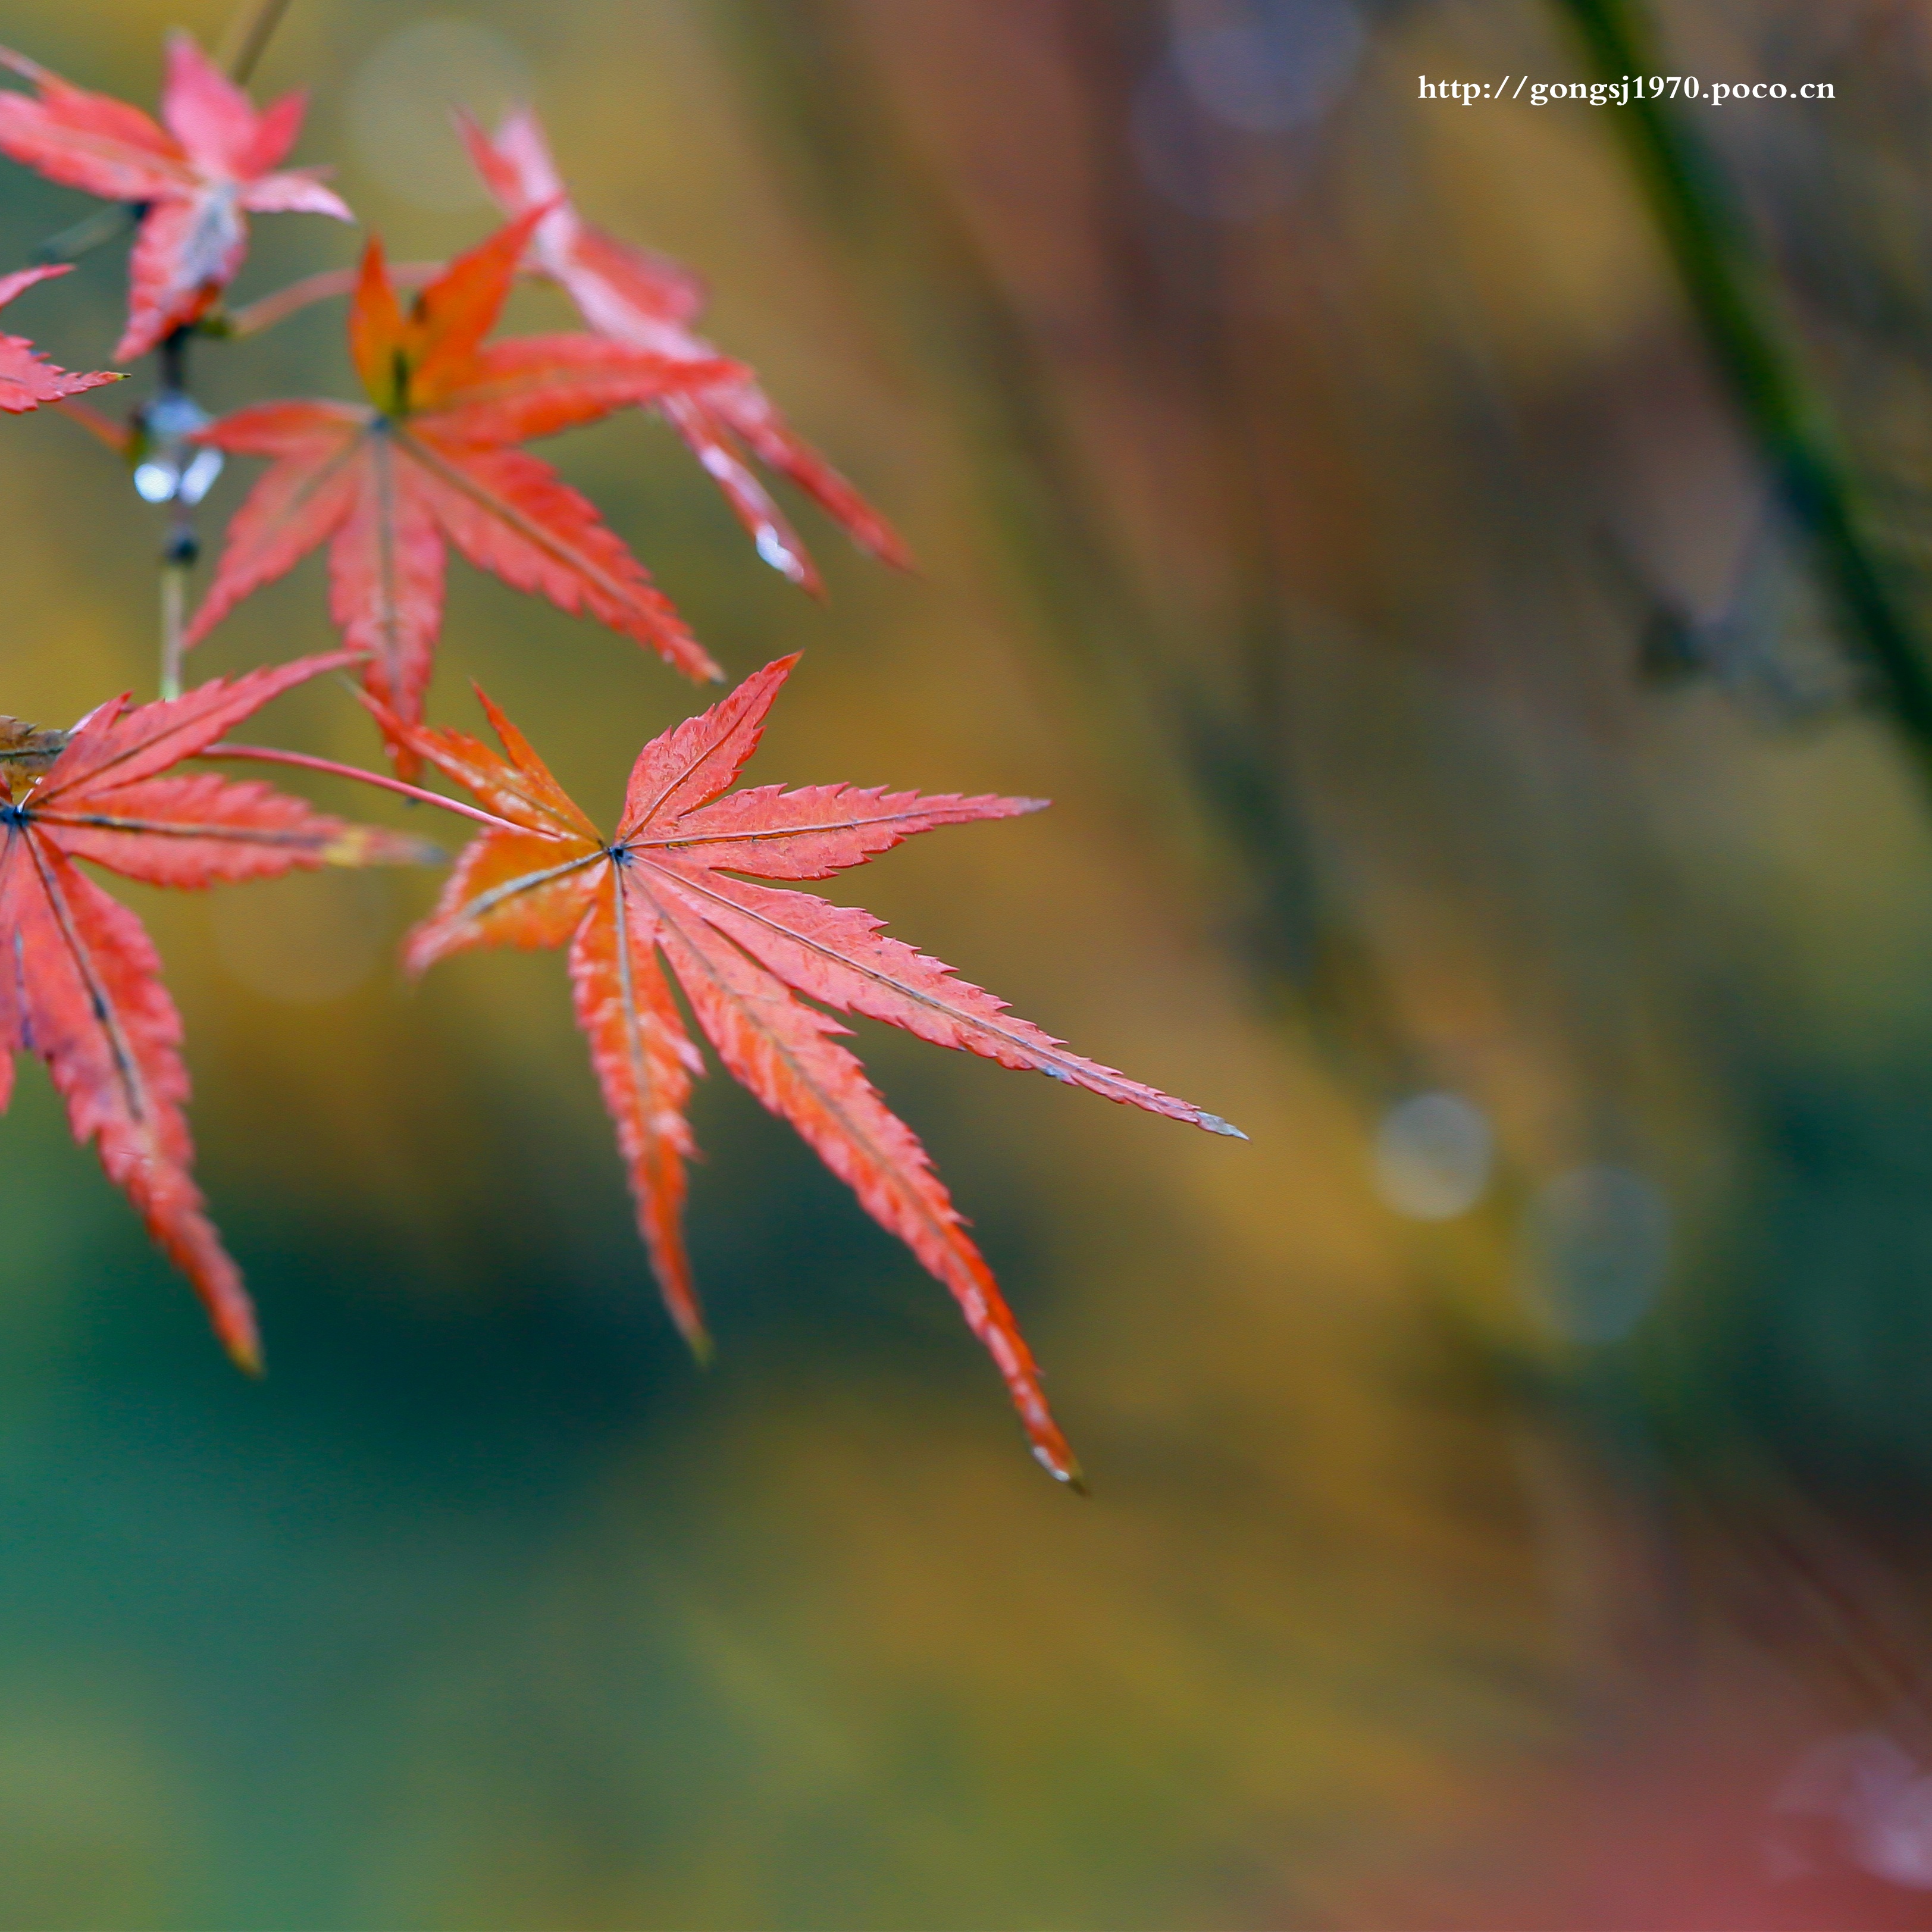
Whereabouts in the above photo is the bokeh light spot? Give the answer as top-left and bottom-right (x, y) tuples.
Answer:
(1374, 1092), (1493, 1220)
(1518, 1165), (1671, 1343)
(1131, 55), (1298, 224)
(1171, 0), (1366, 133)
(1773, 1731), (1932, 1889)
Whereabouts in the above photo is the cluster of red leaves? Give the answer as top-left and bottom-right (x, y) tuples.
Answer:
(0, 34), (1238, 1478)
(0, 34), (909, 705)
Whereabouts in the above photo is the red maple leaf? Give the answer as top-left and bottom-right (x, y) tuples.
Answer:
(0, 264), (121, 412)
(187, 211), (742, 777)
(459, 108), (913, 597)
(0, 33), (351, 362)
(0, 655), (433, 1368)
(379, 656), (1241, 1483)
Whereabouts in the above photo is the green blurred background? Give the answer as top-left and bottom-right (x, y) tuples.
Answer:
(9, 0), (1932, 1925)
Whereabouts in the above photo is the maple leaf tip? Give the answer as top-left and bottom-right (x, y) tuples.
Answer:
(1194, 1110), (1247, 1140)
(1034, 1446), (1089, 1493)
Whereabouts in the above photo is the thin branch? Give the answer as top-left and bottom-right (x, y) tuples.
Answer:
(1551, 0), (1932, 812)
(158, 556), (189, 702)
(218, 0), (296, 86)
(197, 743), (524, 833)
(154, 328), (199, 702)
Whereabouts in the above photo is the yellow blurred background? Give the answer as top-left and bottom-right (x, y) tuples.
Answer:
(8, 1), (1932, 1925)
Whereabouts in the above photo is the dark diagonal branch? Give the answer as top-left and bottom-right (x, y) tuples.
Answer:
(1552, 0), (1932, 811)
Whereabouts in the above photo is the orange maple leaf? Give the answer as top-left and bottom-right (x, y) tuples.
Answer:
(379, 656), (1242, 1484)
(187, 211), (741, 774)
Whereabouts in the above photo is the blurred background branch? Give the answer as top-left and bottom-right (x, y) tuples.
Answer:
(1556, 0), (1932, 810)
(218, 0), (297, 85)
